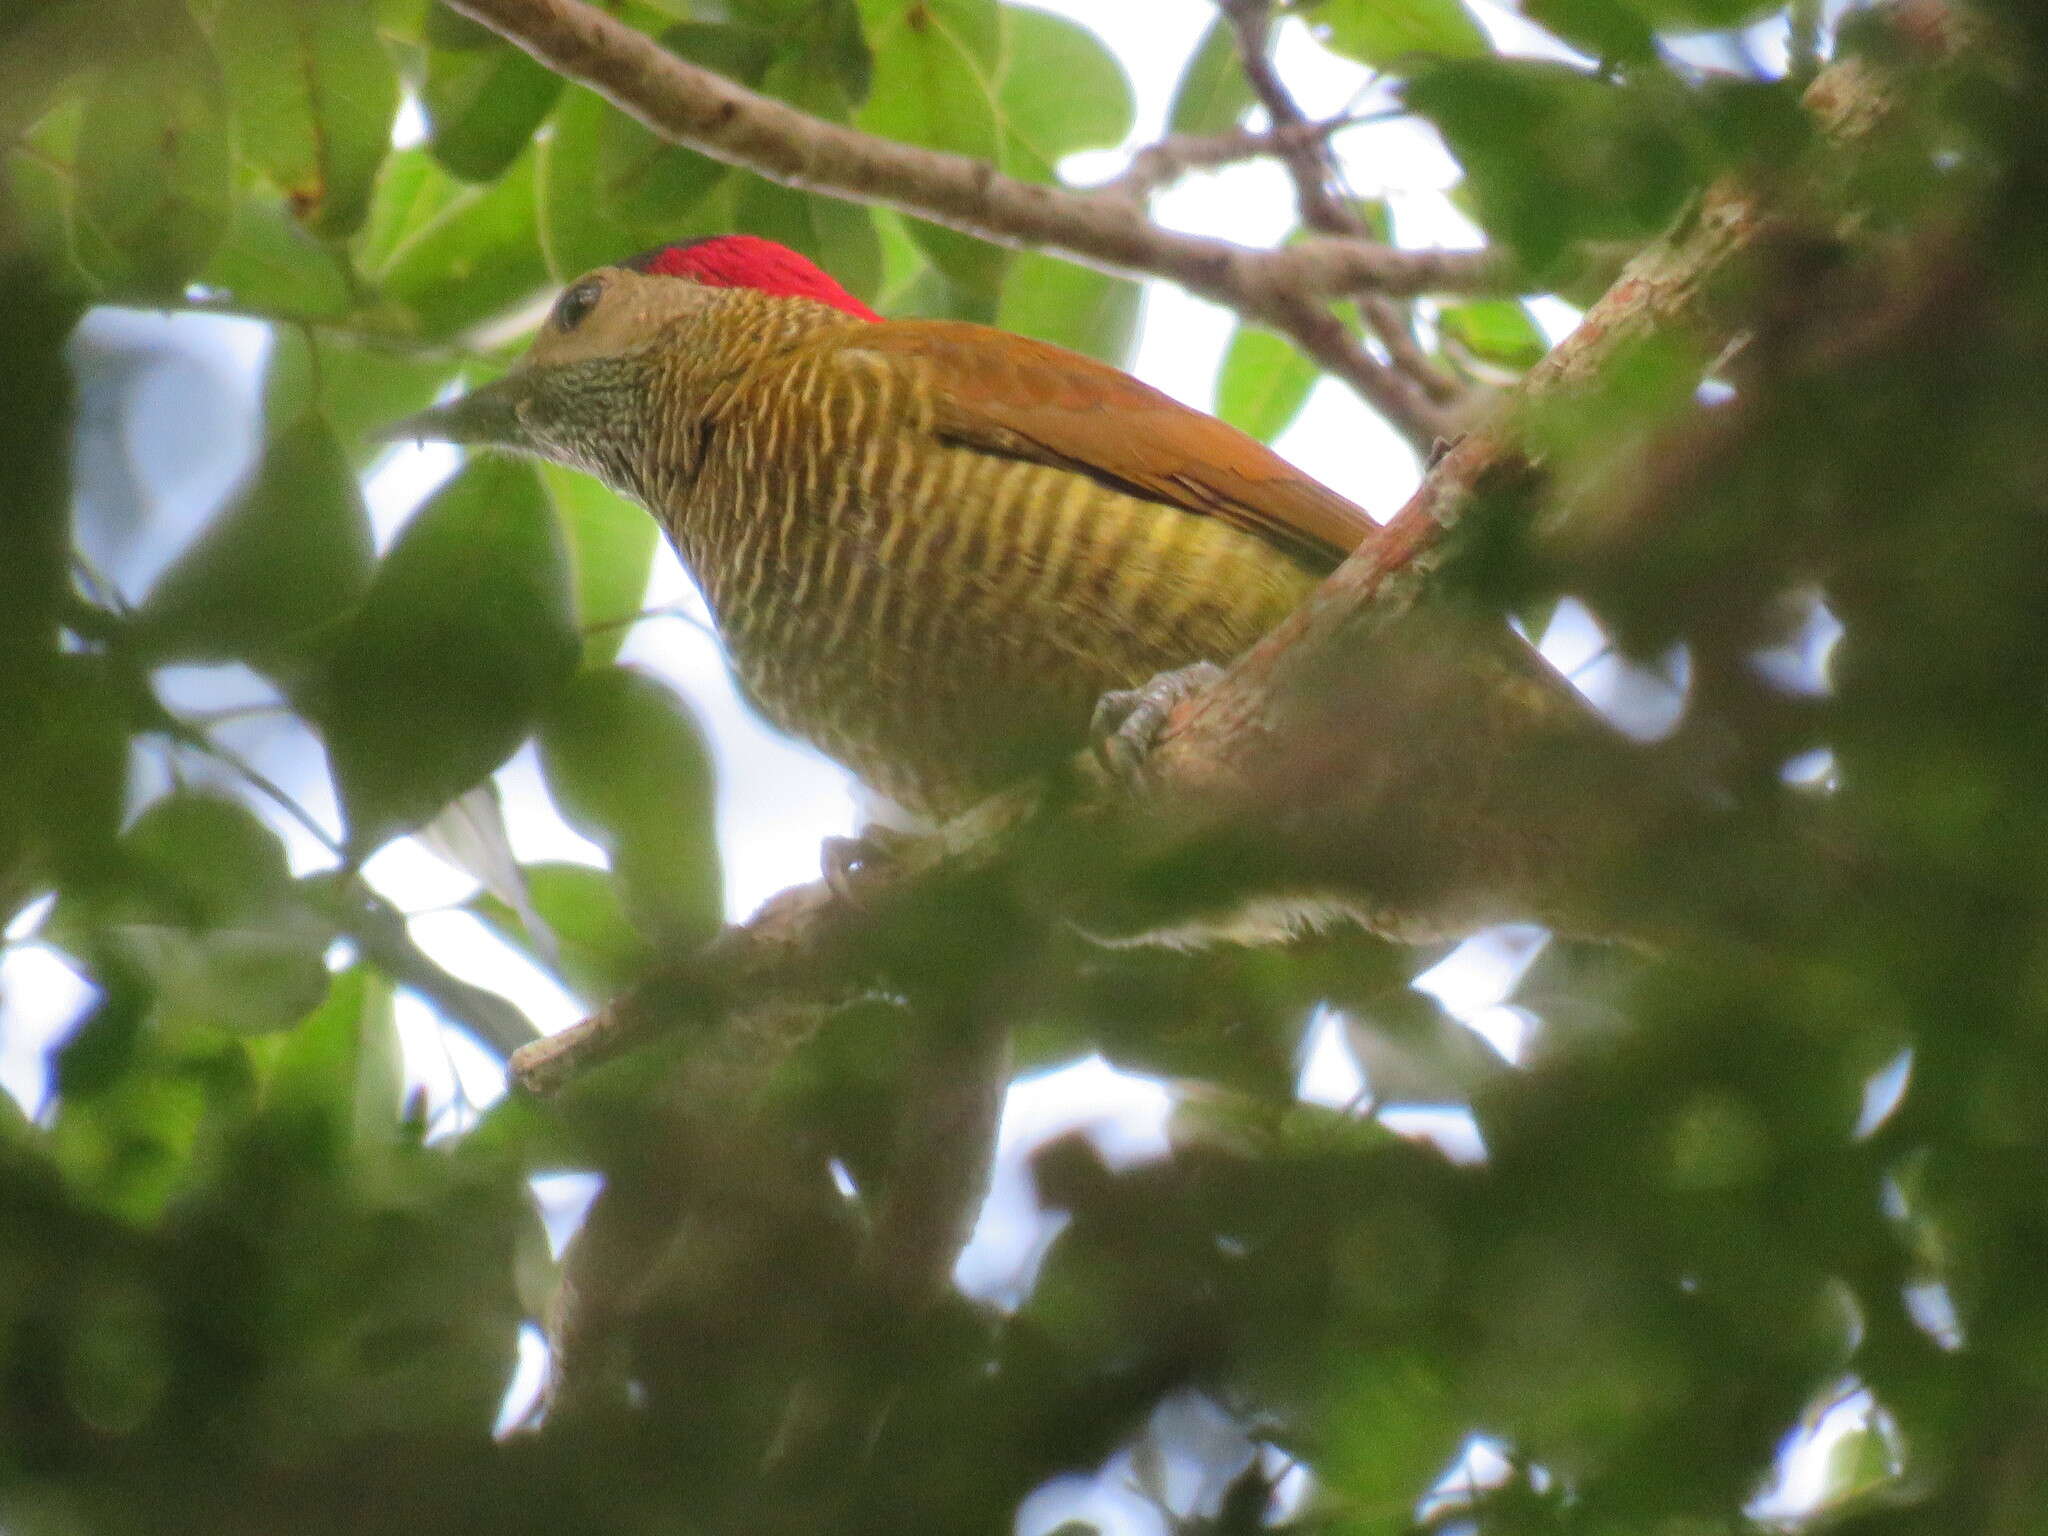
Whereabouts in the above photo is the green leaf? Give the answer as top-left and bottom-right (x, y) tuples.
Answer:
(994, 9), (1132, 179)
(857, 0), (1005, 291)
(263, 330), (466, 467)
(541, 464), (658, 665)
(663, 15), (782, 82)
(871, 205), (926, 306)
(419, 8), (564, 184)
(708, 0), (872, 103)
(73, 19), (234, 298)
(135, 414), (375, 672)
(372, 0), (434, 45)
(858, 0), (997, 159)
(1437, 299), (1548, 372)
(1519, 326), (1701, 467)
(469, 861), (654, 1002)
(537, 666), (721, 947)
(61, 1283), (177, 1437)
(1351, 197), (1397, 243)
(0, 0), (99, 145)
(134, 409), (374, 671)
(759, 22), (866, 123)
(313, 456), (580, 852)
(539, 90), (665, 282)
(1820, 1420), (1898, 1503)
(1634, 0), (1785, 26)
(44, 1047), (212, 1223)
(356, 145), (458, 276)
(995, 251), (1140, 365)
(806, 192), (887, 304)
(1215, 323), (1320, 443)
(128, 793), (299, 929)
(889, 260), (996, 323)
(228, 1142), (527, 1448)
(211, 0), (397, 237)
(9, 654), (129, 908)
(589, 21), (775, 233)
(1521, 0), (1656, 62)
(802, 0), (876, 104)
(858, 0), (998, 72)
(1404, 59), (1701, 271)
(592, 104), (728, 235)
(1167, 16), (1254, 136)
(1321, 1351), (1465, 1514)
(900, 217), (1009, 296)
(5, 94), (90, 294)
(1528, 0), (1782, 57)
(197, 186), (357, 320)
(50, 792), (334, 1039)
(373, 142), (551, 339)
(264, 966), (403, 1155)
(1307, 0), (1491, 70)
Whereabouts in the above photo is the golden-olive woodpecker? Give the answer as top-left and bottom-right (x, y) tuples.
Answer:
(395, 236), (1378, 821)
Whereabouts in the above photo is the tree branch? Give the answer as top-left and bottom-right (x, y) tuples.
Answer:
(1221, 0), (1361, 237)
(1267, 290), (1462, 454)
(1221, 0), (1467, 437)
(508, 793), (1036, 1094)
(439, 0), (1516, 323)
(1103, 117), (1360, 204)
(504, 19), (1951, 1097)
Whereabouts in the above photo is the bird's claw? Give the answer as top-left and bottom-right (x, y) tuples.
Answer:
(1089, 661), (1225, 792)
(821, 826), (921, 905)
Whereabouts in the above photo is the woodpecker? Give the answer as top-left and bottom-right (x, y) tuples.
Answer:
(391, 235), (1379, 822)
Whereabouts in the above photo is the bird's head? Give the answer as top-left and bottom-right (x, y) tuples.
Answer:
(382, 235), (879, 468)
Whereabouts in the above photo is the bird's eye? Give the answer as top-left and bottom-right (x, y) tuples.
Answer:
(555, 279), (603, 332)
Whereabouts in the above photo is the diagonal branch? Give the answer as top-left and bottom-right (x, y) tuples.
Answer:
(504, 192), (1777, 1095)
(503, 21), (1952, 1098)
(438, 0), (1518, 322)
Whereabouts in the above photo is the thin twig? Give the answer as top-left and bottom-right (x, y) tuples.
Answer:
(1222, 0), (1359, 234)
(1788, 0), (1824, 81)
(1269, 291), (1458, 452)
(1222, 0), (1467, 433)
(151, 709), (347, 859)
(1104, 116), (1363, 204)
(581, 602), (717, 643)
(147, 702), (542, 1055)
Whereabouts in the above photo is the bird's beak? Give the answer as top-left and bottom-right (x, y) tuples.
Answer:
(376, 374), (534, 449)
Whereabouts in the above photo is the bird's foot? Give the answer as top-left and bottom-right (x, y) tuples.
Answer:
(821, 825), (922, 905)
(1089, 661), (1225, 792)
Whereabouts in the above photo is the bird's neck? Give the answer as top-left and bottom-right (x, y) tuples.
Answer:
(630, 292), (872, 535)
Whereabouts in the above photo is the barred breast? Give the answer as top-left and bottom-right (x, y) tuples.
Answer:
(668, 335), (1322, 820)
